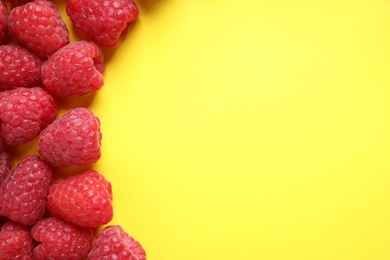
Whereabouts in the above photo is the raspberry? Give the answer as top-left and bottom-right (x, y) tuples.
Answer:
(8, 0), (69, 58)
(38, 107), (102, 167)
(0, 45), (42, 90)
(0, 155), (54, 226)
(89, 225), (146, 260)
(31, 217), (94, 259)
(0, 1), (7, 44)
(41, 41), (105, 97)
(66, 0), (139, 48)
(47, 170), (113, 228)
(0, 221), (34, 259)
(1, 221), (27, 231)
(0, 151), (12, 185)
(0, 87), (58, 145)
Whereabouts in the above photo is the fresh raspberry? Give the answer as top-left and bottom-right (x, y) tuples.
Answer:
(1, 221), (27, 231)
(0, 45), (41, 90)
(0, 151), (12, 185)
(0, 155), (54, 226)
(47, 170), (113, 228)
(66, 0), (139, 48)
(38, 107), (102, 167)
(0, 87), (58, 145)
(0, 1), (7, 44)
(8, 0), (69, 58)
(0, 221), (34, 259)
(41, 40), (105, 97)
(31, 217), (94, 260)
(89, 225), (146, 260)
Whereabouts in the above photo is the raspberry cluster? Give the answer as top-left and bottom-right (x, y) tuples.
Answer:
(0, 0), (146, 258)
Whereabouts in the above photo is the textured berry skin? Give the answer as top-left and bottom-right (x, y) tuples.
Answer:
(1, 221), (27, 231)
(31, 217), (94, 260)
(0, 1), (7, 44)
(0, 155), (54, 226)
(67, 0), (139, 48)
(0, 45), (41, 90)
(41, 41), (105, 97)
(38, 107), (102, 167)
(47, 170), (113, 228)
(8, 0), (69, 58)
(0, 221), (34, 260)
(0, 87), (58, 145)
(89, 225), (146, 260)
(0, 151), (12, 185)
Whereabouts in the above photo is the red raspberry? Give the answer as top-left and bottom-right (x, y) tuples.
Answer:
(31, 217), (94, 259)
(47, 170), (113, 228)
(41, 41), (105, 97)
(38, 107), (102, 167)
(89, 225), (146, 260)
(0, 151), (12, 185)
(0, 1), (7, 44)
(0, 155), (54, 226)
(1, 221), (27, 231)
(0, 45), (41, 90)
(8, 0), (69, 58)
(0, 87), (58, 145)
(66, 0), (139, 48)
(0, 221), (34, 259)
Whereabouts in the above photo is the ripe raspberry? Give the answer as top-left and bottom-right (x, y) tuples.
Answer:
(8, 0), (69, 58)
(66, 0), (139, 48)
(0, 87), (58, 145)
(47, 170), (113, 228)
(0, 221), (34, 259)
(31, 217), (94, 260)
(1, 221), (27, 231)
(41, 41), (105, 97)
(38, 107), (102, 167)
(89, 225), (146, 260)
(0, 151), (12, 185)
(0, 155), (54, 226)
(0, 45), (41, 90)
(0, 1), (7, 44)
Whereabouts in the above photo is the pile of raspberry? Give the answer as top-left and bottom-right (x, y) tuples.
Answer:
(0, 0), (146, 259)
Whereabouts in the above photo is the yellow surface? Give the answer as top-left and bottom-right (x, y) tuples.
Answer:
(12, 0), (390, 259)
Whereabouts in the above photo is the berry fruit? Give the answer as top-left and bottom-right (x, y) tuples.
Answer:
(0, 1), (7, 44)
(0, 44), (41, 90)
(89, 225), (146, 260)
(47, 170), (113, 228)
(66, 0), (139, 48)
(0, 151), (12, 185)
(0, 87), (58, 145)
(0, 155), (54, 226)
(41, 40), (105, 97)
(31, 217), (94, 260)
(8, 0), (69, 58)
(0, 221), (34, 259)
(38, 107), (102, 167)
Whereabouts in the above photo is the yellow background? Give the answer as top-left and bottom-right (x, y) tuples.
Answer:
(12, 0), (390, 259)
